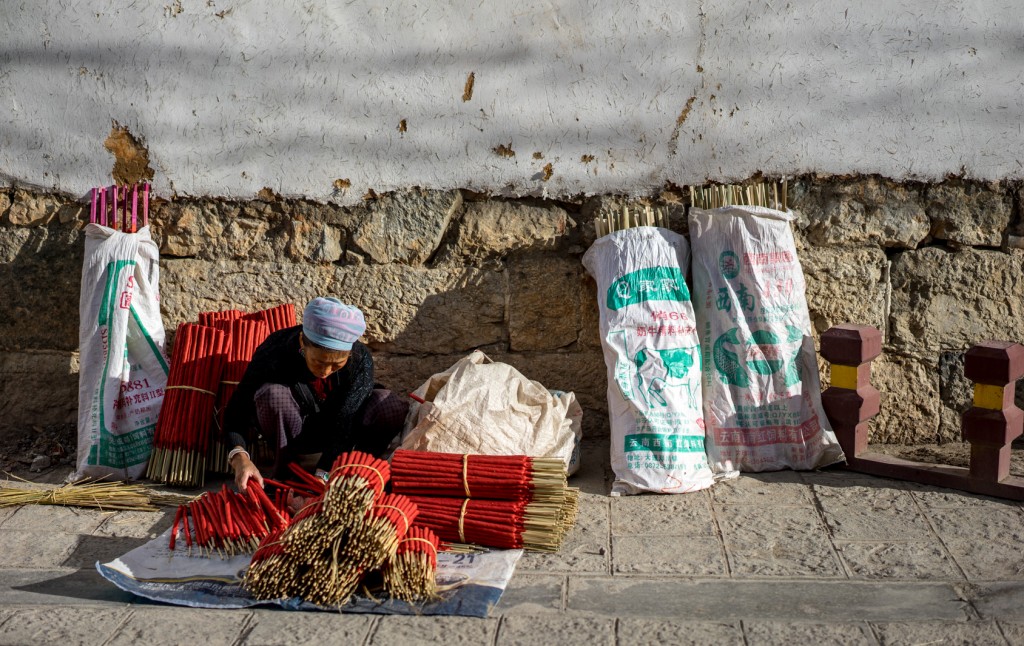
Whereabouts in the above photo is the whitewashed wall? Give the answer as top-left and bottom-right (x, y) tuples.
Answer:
(2, 0), (1023, 202)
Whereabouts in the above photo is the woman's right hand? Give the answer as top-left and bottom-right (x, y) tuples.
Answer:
(231, 452), (264, 492)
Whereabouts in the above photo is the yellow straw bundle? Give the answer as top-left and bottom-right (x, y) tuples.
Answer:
(0, 478), (195, 512)
(689, 179), (788, 211)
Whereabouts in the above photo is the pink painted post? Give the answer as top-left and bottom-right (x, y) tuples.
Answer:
(819, 325), (882, 460)
(962, 341), (1024, 483)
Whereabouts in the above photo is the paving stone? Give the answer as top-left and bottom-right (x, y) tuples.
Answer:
(517, 499), (608, 574)
(568, 579), (970, 621)
(0, 507), (17, 527)
(615, 618), (744, 645)
(612, 535), (726, 575)
(0, 605), (129, 646)
(834, 541), (964, 581)
(610, 492), (715, 536)
(4, 504), (108, 534)
(869, 619), (1008, 645)
(717, 506), (843, 578)
(997, 620), (1024, 644)
(709, 471), (812, 506)
(94, 510), (175, 539)
(0, 568), (134, 605)
(910, 486), (1023, 513)
(368, 616), (498, 645)
(107, 607), (251, 646)
(242, 609), (373, 645)
(61, 534), (151, 569)
(0, 530), (82, 568)
(927, 508), (1024, 580)
(492, 574), (564, 615)
(742, 620), (877, 645)
(971, 584), (1024, 620)
(496, 615), (614, 646)
(816, 493), (934, 541)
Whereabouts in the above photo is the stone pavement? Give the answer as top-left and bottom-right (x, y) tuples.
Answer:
(2, 439), (1024, 646)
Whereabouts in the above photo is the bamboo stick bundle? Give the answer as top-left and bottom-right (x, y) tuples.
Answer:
(690, 179), (789, 211)
(244, 451), (422, 606)
(208, 317), (272, 474)
(391, 450), (570, 504)
(0, 479), (156, 511)
(382, 525), (440, 602)
(147, 323), (228, 487)
(593, 204), (670, 237)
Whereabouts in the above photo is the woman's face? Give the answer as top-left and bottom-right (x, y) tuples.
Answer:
(300, 335), (351, 378)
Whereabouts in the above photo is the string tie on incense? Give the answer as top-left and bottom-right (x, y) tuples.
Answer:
(220, 380), (240, 386)
(462, 454), (472, 498)
(400, 536), (439, 557)
(165, 385), (217, 397)
(458, 498), (469, 543)
(376, 504), (412, 534)
(331, 462), (386, 493)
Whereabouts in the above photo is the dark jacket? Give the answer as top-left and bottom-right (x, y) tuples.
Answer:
(222, 325), (374, 455)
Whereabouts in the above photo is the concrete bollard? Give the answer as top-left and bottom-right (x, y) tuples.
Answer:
(962, 341), (1024, 482)
(819, 325), (882, 460)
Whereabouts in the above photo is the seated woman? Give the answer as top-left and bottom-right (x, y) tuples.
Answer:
(223, 297), (407, 492)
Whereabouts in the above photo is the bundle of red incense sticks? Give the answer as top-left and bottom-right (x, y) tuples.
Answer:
(146, 323), (228, 487)
(168, 483), (290, 555)
(244, 303), (296, 334)
(208, 317), (271, 473)
(382, 525), (441, 601)
(89, 183), (150, 233)
(245, 451), (437, 605)
(198, 309), (244, 328)
(390, 450), (579, 552)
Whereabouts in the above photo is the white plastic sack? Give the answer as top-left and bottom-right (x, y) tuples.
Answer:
(74, 224), (168, 481)
(689, 206), (844, 473)
(582, 227), (715, 495)
(400, 351), (578, 471)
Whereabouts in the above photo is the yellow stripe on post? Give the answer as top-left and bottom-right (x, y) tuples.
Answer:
(830, 364), (859, 390)
(974, 383), (1005, 410)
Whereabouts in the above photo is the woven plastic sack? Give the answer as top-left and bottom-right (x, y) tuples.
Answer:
(689, 206), (844, 473)
(74, 224), (168, 481)
(582, 227), (715, 495)
(400, 351), (578, 471)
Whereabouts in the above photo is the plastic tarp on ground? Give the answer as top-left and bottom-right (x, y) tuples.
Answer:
(98, 530), (521, 617)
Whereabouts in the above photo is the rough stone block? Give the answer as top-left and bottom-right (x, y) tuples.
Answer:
(0, 190), (11, 221)
(577, 274), (602, 349)
(0, 227), (33, 264)
(926, 182), (1012, 247)
(0, 351), (78, 432)
(6, 190), (64, 226)
(451, 200), (568, 262)
(800, 246), (888, 335)
(871, 353), (941, 444)
(154, 201), (285, 261)
(496, 615), (614, 646)
(508, 254), (582, 351)
(285, 218), (343, 263)
(1, 606), (130, 645)
(350, 189), (461, 265)
(339, 264), (505, 353)
(0, 226), (84, 351)
(889, 247), (1024, 354)
(792, 177), (929, 249)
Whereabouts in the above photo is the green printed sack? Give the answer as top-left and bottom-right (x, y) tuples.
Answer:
(582, 227), (715, 495)
(689, 206), (845, 473)
(74, 224), (168, 481)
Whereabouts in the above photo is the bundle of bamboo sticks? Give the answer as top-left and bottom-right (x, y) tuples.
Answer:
(390, 450), (580, 552)
(89, 183), (151, 232)
(594, 204), (669, 237)
(690, 179), (788, 211)
(0, 478), (193, 512)
(245, 452), (439, 605)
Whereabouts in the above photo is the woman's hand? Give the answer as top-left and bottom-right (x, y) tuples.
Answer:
(231, 451), (264, 492)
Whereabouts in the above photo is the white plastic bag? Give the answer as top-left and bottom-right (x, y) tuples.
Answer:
(689, 206), (844, 473)
(74, 224), (168, 480)
(582, 227), (716, 495)
(400, 351), (577, 470)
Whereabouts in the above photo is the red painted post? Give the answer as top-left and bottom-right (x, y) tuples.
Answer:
(962, 341), (1024, 482)
(819, 325), (883, 460)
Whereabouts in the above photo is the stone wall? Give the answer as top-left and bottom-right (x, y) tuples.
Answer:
(2, 176), (1021, 445)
